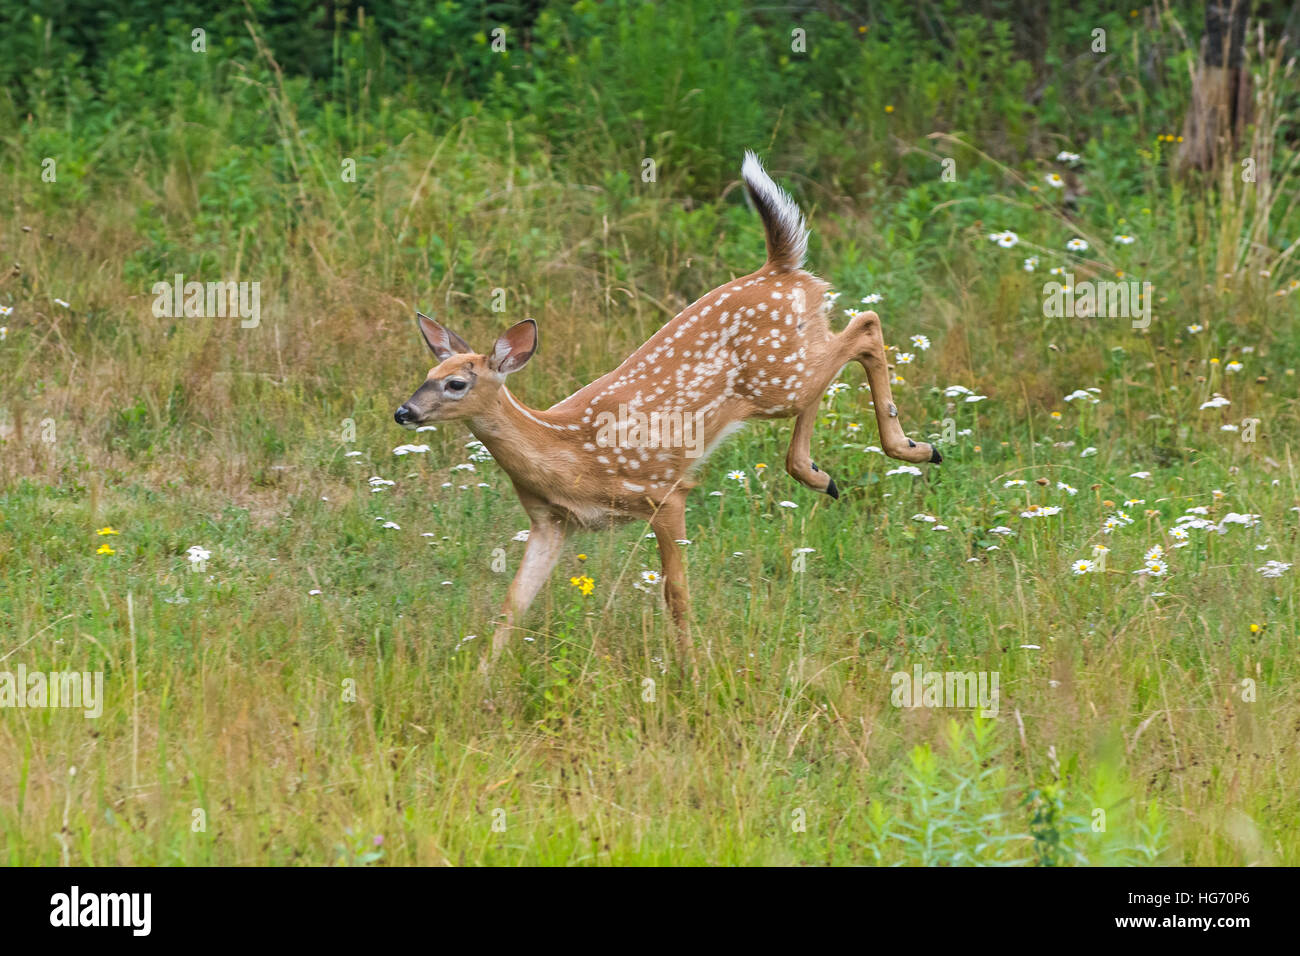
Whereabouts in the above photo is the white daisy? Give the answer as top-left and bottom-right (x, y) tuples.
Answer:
(1217, 512), (1260, 531)
(1138, 558), (1168, 576)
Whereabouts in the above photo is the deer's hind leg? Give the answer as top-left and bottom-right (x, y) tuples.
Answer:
(849, 310), (941, 465)
(784, 401), (839, 499)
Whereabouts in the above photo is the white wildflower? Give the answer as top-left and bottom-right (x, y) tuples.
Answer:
(1257, 560), (1291, 578)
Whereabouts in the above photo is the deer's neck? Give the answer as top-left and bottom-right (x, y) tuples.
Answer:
(468, 388), (578, 490)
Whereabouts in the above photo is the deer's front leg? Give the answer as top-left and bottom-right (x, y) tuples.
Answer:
(650, 497), (699, 680)
(851, 310), (942, 465)
(785, 402), (839, 499)
(487, 512), (569, 665)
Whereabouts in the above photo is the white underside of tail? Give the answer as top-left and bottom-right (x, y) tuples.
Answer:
(741, 150), (809, 271)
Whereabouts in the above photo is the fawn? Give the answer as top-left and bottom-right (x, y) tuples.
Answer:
(395, 151), (940, 670)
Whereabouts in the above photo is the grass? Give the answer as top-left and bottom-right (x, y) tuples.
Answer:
(1, 1), (1299, 866)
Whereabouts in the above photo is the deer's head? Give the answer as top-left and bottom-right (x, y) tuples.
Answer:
(394, 313), (538, 428)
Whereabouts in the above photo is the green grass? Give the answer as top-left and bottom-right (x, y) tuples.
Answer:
(1, 0), (1299, 866)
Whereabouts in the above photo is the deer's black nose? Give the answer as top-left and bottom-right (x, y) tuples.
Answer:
(394, 405), (414, 424)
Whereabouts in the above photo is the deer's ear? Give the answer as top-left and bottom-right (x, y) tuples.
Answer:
(488, 319), (538, 375)
(417, 312), (473, 362)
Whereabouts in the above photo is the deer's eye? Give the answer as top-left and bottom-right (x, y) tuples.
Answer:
(445, 379), (468, 394)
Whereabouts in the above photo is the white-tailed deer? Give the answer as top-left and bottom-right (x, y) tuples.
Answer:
(395, 151), (940, 671)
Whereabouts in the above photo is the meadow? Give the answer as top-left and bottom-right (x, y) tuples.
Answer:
(1, 0), (1298, 865)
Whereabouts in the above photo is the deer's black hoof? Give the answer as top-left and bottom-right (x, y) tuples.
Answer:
(825, 476), (839, 499)
(930, 445), (943, 464)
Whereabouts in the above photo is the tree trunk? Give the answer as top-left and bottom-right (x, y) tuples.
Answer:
(1178, 1), (1253, 173)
